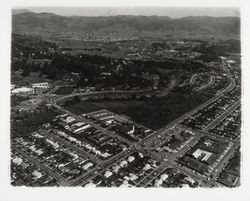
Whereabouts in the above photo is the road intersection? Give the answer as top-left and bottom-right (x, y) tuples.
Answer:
(13, 58), (240, 187)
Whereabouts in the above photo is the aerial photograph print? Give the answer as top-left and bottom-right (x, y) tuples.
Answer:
(10, 6), (241, 188)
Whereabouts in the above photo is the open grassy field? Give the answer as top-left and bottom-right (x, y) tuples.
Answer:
(53, 86), (75, 95)
(65, 90), (213, 130)
(11, 108), (61, 138)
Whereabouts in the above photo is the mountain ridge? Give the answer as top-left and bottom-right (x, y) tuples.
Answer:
(12, 12), (240, 40)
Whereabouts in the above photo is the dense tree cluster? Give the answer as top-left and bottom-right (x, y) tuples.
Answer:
(11, 33), (210, 91)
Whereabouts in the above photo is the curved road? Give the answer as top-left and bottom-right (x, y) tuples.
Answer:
(14, 58), (238, 187)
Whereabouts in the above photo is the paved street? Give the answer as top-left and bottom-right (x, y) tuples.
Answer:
(11, 58), (240, 187)
(204, 100), (241, 132)
(39, 129), (101, 164)
(71, 148), (134, 186)
(13, 146), (70, 186)
(52, 103), (133, 145)
(209, 144), (240, 180)
(136, 58), (240, 187)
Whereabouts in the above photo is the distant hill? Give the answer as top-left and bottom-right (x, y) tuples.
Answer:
(12, 9), (33, 15)
(12, 12), (240, 40)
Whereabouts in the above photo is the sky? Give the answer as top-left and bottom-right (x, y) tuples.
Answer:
(22, 7), (240, 18)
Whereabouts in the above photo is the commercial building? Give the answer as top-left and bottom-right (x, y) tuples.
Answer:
(11, 87), (34, 95)
(31, 82), (50, 94)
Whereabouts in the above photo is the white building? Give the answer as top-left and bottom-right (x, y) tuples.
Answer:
(11, 87), (34, 95)
(31, 82), (50, 93)
(31, 82), (50, 89)
(73, 124), (90, 134)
